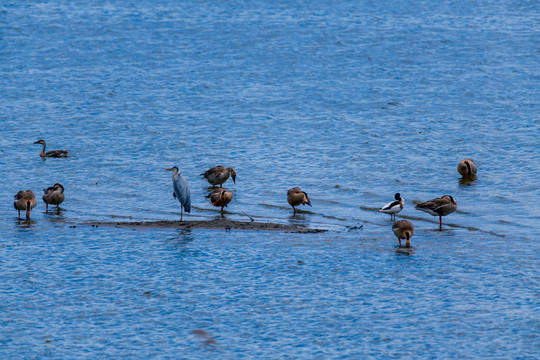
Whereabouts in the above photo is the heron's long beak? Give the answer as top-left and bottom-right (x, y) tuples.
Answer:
(165, 168), (174, 171)
(33, 141), (40, 144)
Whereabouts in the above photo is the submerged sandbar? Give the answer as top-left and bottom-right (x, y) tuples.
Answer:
(88, 219), (326, 233)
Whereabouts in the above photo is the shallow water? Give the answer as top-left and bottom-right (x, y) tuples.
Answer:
(1, 1), (539, 358)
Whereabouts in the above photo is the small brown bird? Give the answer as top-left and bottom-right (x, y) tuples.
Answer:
(43, 183), (65, 212)
(392, 220), (414, 247)
(458, 158), (477, 178)
(34, 140), (69, 158)
(13, 190), (37, 220)
(206, 188), (233, 212)
(201, 165), (236, 187)
(287, 187), (311, 215)
(415, 195), (457, 229)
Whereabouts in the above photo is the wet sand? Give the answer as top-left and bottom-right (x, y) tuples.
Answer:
(88, 219), (327, 233)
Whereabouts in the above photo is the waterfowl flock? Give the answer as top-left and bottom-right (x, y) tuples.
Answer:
(15, 139), (477, 248)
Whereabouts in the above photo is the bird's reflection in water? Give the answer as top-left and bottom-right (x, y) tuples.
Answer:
(44, 207), (67, 222)
(164, 230), (194, 248)
(213, 212), (228, 220)
(459, 176), (477, 186)
(288, 213), (310, 226)
(16, 219), (36, 228)
(394, 246), (415, 256)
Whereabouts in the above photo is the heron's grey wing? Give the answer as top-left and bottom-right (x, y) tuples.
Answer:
(173, 174), (191, 213)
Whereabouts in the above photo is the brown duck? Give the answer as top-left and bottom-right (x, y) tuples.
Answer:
(43, 183), (65, 212)
(201, 165), (236, 187)
(14, 190), (37, 220)
(392, 220), (414, 248)
(457, 158), (477, 178)
(34, 140), (69, 158)
(415, 195), (457, 229)
(206, 188), (233, 212)
(287, 187), (311, 215)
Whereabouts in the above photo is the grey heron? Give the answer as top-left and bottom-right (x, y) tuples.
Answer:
(165, 166), (191, 221)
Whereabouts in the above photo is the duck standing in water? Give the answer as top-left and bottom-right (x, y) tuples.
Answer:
(201, 165), (236, 187)
(14, 190), (37, 220)
(415, 195), (457, 230)
(43, 183), (65, 212)
(379, 193), (404, 221)
(392, 220), (414, 248)
(206, 188), (233, 213)
(287, 187), (311, 215)
(165, 166), (191, 221)
(34, 140), (69, 158)
(458, 158), (477, 178)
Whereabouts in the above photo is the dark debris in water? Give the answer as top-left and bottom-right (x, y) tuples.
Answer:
(192, 329), (218, 346)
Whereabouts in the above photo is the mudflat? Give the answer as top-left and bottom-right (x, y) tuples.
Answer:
(88, 219), (326, 233)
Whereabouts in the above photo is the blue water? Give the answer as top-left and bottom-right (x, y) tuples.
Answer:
(1, 1), (539, 358)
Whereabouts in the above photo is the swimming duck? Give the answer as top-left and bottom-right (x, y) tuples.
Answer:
(13, 190), (37, 220)
(201, 166), (236, 187)
(43, 183), (65, 212)
(206, 188), (233, 212)
(458, 158), (477, 178)
(34, 140), (69, 158)
(415, 195), (457, 229)
(379, 193), (404, 221)
(287, 187), (311, 215)
(392, 220), (414, 248)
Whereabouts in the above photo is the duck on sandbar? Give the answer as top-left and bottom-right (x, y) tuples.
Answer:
(206, 188), (233, 212)
(287, 187), (311, 215)
(201, 166), (236, 187)
(415, 195), (457, 230)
